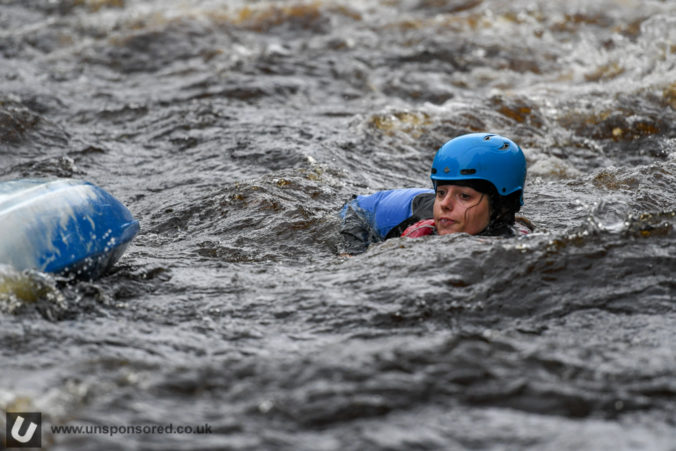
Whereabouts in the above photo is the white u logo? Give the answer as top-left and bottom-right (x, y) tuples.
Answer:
(11, 415), (38, 444)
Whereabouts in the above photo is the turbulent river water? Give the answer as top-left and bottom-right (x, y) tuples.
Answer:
(1, 0), (675, 449)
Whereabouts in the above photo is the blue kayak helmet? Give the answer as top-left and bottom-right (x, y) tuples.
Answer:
(430, 133), (526, 205)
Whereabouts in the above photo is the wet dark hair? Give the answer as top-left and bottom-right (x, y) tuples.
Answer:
(436, 180), (522, 236)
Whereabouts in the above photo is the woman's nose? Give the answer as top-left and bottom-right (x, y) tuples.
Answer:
(440, 192), (454, 210)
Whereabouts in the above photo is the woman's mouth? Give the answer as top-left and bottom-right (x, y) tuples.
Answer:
(438, 218), (456, 226)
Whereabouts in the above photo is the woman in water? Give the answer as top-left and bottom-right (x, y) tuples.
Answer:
(339, 132), (533, 254)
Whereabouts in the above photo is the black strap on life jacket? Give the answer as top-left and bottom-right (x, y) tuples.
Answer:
(384, 192), (435, 240)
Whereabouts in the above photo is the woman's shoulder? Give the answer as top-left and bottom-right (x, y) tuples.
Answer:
(401, 218), (436, 238)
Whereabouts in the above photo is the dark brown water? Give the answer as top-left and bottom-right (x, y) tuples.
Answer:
(1, 0), (675, 449)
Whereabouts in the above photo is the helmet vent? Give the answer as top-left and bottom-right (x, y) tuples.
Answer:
(460, 169), (476, 175)
(499, 142), (510, 150)
(431, 168), (437, 174)
(483, 135), (492, 141)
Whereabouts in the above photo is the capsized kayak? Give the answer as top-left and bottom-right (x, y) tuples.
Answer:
(0, 179), (139, 279)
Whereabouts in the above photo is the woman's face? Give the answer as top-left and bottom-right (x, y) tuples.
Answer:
(433, 184), (491, 235)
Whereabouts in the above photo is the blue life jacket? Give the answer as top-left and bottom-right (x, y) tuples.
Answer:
(340, 188), (434, 240)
